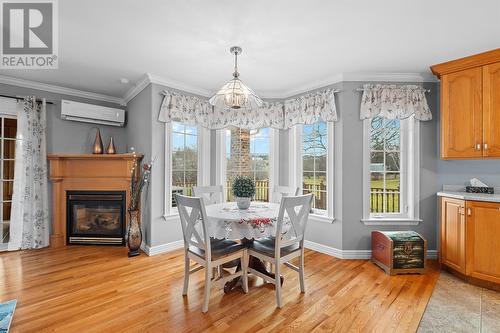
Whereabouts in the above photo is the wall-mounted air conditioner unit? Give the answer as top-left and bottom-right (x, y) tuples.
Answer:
(61, 100), (125, 127)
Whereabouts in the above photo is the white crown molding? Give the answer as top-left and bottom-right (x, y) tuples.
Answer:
(259, 73), (345, 99)
(124, 72), (214, 104)
(0, 71), (438, 108)
(126, 71), (438, 103)
(0, 74), (125, 105)
(147, 72), (212, 97)
(341, 72), (438, 83)
(123, 73), (151, 103)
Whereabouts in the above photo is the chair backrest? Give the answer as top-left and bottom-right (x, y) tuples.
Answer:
(174, 193), (212, 259)
(275, 193), (314, 253)
(272, 185), (301, 203)
(193, 185), (224, 205)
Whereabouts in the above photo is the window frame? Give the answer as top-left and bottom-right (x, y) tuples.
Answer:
(0, 97), (18, 248)
(164, 121), (210, 217)
(361, 116), (421, 225)
(216, 127), (278, 203)
(290, 121), (334, 220)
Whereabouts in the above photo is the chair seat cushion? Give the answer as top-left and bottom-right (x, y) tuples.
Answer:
(248, 237), (300, 257)
(189, 239), (245, 259)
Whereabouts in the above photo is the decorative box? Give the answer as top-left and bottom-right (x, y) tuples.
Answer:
(465, 186), (494, 194)
(371, 231), (426, 275)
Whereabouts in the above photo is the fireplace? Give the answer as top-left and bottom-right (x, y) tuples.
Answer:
(67, 191), (126, 245)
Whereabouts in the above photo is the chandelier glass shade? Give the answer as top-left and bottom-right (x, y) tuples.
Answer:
(209, 46), (263, 110)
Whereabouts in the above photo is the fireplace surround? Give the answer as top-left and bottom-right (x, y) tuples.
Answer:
(48, 153), (143, 248)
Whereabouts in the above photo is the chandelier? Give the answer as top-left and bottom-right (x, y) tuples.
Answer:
(209, 46), (263, 110)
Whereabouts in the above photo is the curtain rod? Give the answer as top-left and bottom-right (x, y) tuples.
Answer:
(355, 88), (431, 93)
(0, 93), (55, 105)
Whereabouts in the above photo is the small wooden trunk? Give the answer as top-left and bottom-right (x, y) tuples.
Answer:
(371, 231), (427, 275)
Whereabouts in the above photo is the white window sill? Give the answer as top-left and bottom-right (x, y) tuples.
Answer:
(163, 214), (180, 222)
(361, 218), (422, 226)
(310, 214), (335, 224)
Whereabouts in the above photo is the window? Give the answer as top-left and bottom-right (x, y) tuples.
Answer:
(302, 122), (327, 213)
(290, 121), (334, 218)
(171, 122), (198, 207)
(225, 127), (271, 202)
(369, 117), (401, 214)
(363, 116), (420, 223)
(0, 116), (16, 245)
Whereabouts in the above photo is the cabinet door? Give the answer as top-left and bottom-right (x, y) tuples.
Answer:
(440, 197), (466, 274)
(466, 201), (500, 284)
(483, 63), (500, 158)
(441, 68), (483, 159)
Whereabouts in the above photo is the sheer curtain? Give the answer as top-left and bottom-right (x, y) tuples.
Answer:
(8, 97), (49, 250)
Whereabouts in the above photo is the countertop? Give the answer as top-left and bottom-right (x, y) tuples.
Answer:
(437, 191), (500, 203)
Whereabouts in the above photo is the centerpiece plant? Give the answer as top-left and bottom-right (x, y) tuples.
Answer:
(232, 175), (255, 210)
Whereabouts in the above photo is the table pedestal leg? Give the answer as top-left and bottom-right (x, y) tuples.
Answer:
(223, 240), (284, 294)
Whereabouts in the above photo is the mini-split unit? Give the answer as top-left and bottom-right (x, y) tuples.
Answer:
(61, 100), (125, 127)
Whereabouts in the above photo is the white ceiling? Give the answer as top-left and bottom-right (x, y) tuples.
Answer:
(0, 0), (499, 100)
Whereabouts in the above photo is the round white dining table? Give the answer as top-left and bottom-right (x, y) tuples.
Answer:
(204, 201), (288, 240)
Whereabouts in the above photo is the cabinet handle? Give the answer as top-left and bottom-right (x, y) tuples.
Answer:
(484, 143), (488, 150)
(476, 143), (481, 150)
(467, 208), (472, 216)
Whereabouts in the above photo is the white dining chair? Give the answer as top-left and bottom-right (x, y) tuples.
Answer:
(175, 193), (249, 313)
(272, 185), (301, 203)
(247, 193), (313, 308)
(193, 185), (224, 205)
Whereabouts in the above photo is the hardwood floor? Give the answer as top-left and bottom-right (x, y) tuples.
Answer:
(0, 246), (440, 333)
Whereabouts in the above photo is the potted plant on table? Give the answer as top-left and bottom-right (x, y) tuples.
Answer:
(232, 175), (255, 210)
(127, 155), (154, 257)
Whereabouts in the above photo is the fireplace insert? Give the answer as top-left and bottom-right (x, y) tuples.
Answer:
(67, 191), (126, 245)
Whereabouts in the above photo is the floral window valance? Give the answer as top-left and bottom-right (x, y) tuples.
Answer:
(157, 88), (338, 130)
(359, 84), (432, 121)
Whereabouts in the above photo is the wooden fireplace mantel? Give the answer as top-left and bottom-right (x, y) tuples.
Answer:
(48, 153), (144, 248)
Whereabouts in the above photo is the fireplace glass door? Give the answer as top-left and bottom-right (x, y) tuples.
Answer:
(67, 191), (125, 245)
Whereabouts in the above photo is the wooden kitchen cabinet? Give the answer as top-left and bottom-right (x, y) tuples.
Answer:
(465, 201), (500, 284)
(440, 197), (466, 274)
(440, 68), (483, 159)
(483, 62), (500, 157)
(431, 48), (500, 160)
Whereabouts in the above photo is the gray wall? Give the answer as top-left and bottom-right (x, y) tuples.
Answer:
(123, 79), (500, 252)
(337, 81), (440, 251)
(0, 83), (127, 154)
(125, 85), (153, 245)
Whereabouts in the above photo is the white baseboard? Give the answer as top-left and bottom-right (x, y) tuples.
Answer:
(140, 240), (184, 256)
(304, 240), (438, 260)
(140, 239), (438, 260)
(303, 240), (343, 258)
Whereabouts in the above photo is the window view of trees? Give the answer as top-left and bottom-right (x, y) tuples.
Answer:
(226, 127), (270, 202)
(370, 117), (401, 213)
(171, 122), (197, 207)
(302, 122), (327, 213)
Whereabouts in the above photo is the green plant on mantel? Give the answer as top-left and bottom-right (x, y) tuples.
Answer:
(232, 175), (256, 198)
